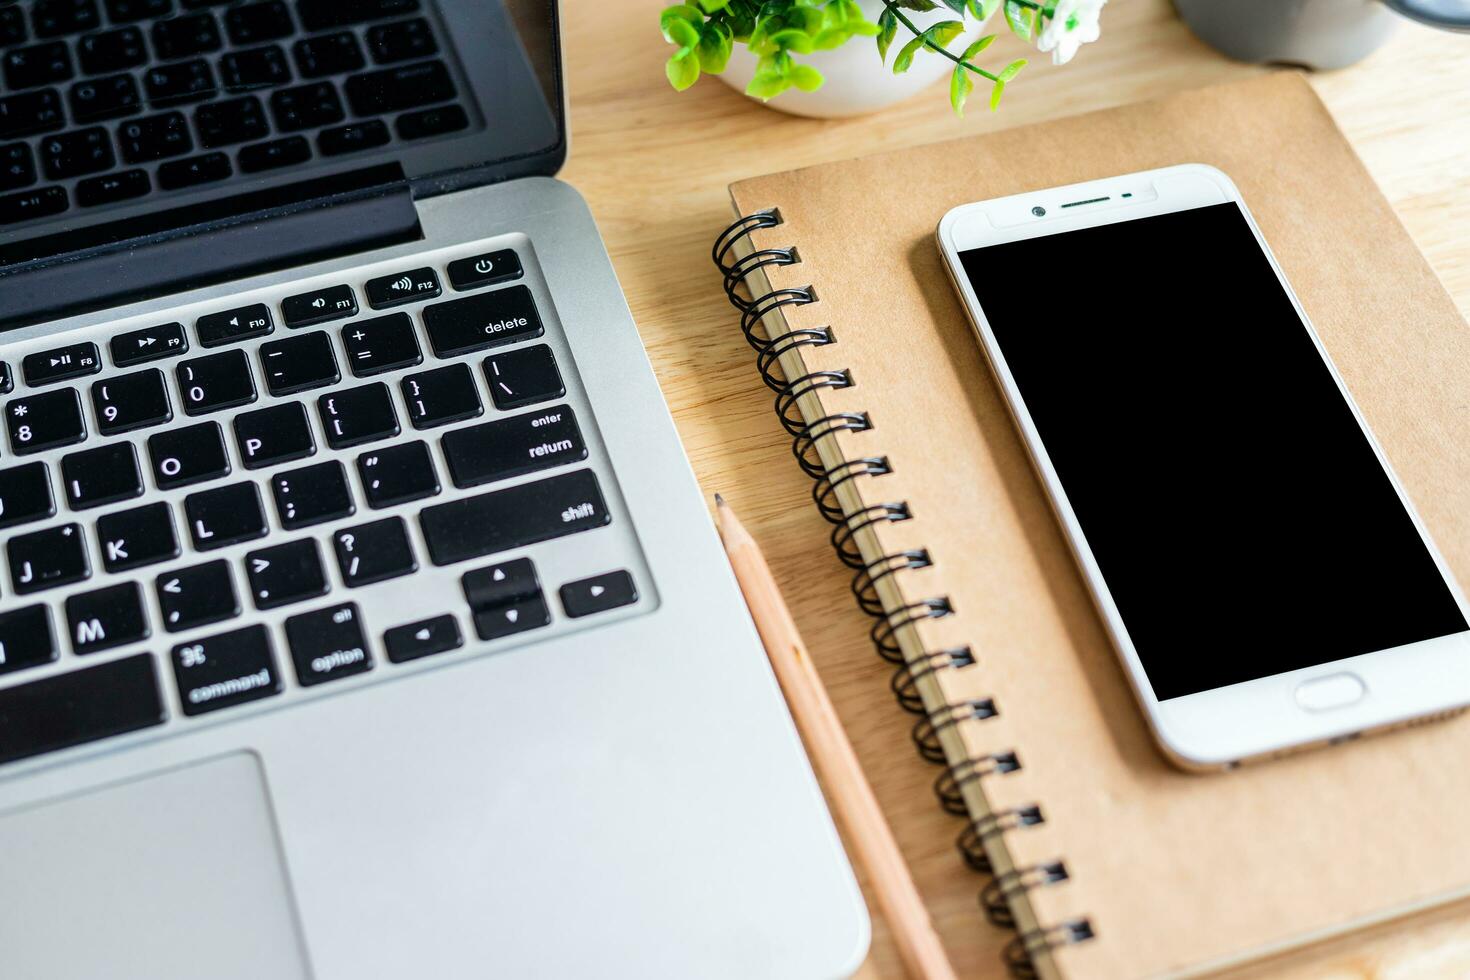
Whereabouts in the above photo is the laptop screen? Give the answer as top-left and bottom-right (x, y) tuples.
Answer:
(0, 0), (564, 269)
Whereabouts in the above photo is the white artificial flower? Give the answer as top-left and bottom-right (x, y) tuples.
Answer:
(1036, 0), (1106, 66)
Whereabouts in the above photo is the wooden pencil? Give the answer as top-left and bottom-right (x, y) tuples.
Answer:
(715, 494), (959, 980)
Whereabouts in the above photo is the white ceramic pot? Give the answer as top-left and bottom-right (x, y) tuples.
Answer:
(717, 0), (996, 118)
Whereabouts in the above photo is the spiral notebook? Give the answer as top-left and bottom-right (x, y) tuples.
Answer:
(712, 72), (1470, 980)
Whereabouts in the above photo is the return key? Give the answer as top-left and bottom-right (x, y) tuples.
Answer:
(441, 404), (587, 489)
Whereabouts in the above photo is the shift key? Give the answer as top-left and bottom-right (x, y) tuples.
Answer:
(441, 404), (586, 489)
(420, 469), (610, 567)
(422, 285), (543, 358)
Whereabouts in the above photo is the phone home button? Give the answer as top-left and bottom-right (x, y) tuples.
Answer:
(1294, 672), (1367, 712)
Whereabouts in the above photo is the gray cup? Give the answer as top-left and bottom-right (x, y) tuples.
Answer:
(1174, 0), (1470, 70)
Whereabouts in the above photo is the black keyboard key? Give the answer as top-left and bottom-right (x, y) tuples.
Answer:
(178, 349), (257, 415)
(283, 284), (357, 327)
(367, 17), (436, 64)
(461, 556), (538, 609)
(97, 501), (179, 572)
(270, 81), (342, 131)
(294, 31), (363, 78)
(152, 12), (221, 59)
(286, 601), (371, 686)
(0, 462), (55, 530)
(68, 73), (140, 122)
(65, 580), (149, 654)
(401, 363), (480, 430)
(485, 344), (563, 411)
(77, 26), (147, 74)
(198, 303), (273, 348)
(473, 592), (549, 642)
(356, 439), (437, 508)
(341, 311), (420, 376)
(0, 185), (68, 224)
(118, 111), (191, 163)
(298, 0), (418, 31)
(259, 331), (338, 396)
(157, 558), (237, 631)
(143, 59), (215, 106)
(92, 368), (172, 435)
(234, 402), (313, 468)
(345, 59), (453, 116)
(0, 90), (65, 139)
(332, 515), (414, 587)
(271, 459), (353, 529)
(9, 522), (89, 593)
(395, 103), (466, 142)
(245, 537), (326, 609)
(111, 321), (187, 366)
(220, 44), (289, 92)
(0, 653), (164, 764)
(441, 404), (585, 490)
(0, 362), (10, 393)
(422, 285), (543, 358)
(420, 469), (610, 567)
(0, 605), (57, 677)
(23, 341), (101, 385)
(237, 134), (308, 172)
(76, 167), (150, 206)
(40, 126), (113, 179)
(4, 42), (73, 90)
(185, 481), (266, 550)
(559, 570), (638, 618)
(225, 1), (292, 45)
(171, 624), (279, 716)
(317, 118), (388, 156)
(448, 249), (522, 292)
(32, 0), (100, 39)
(0, 6), (26, 46)
(365, 267), (439, 309)
(7, 388), (86, 454)
(0, 142), (36, 191)
(148, 420), (229, 488)
(194, 95), (267, 148)
(317, 382), (398, 449)
(105, 0), (172, 23)
(61, 442), (143, 510)
(157, 150), (230, 189)
(384, 613), (460, 663)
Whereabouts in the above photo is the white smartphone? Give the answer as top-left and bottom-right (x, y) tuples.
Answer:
(936, 164), (1470, 770)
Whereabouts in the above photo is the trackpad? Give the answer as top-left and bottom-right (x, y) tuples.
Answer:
(0, 753), (310, 980)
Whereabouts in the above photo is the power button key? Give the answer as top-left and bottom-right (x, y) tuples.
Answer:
(447, 249), (523, 291)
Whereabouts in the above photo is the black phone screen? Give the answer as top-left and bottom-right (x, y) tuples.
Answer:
(957, 202), (1467, 700)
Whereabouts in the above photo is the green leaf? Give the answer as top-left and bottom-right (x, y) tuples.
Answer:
(876, 7), (898, 63)
(695, 0), (729, 10)
(892, 33), (926, 73)
(666, 50), (701, 90)
(927, 19), (965, 49)
(989, 77), (1005, 110)
(768, 27), (815, 53)
(891, 0), (941, 9)
(950, 64), (974, 115)
(698, 21), (734, 72)
(746, 69), (790, 100)
(971, 0), (1001, 18)
(1003, 0), (1033, 41)
(660, 4), (704, 40)
(664, 16), (701, 52)
(940, 0), (968, 13)
(790, 63), (824, 91)
(960, 33), (995, 60)
(997, 56), (1026, 81)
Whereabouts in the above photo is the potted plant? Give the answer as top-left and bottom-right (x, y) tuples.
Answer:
(659, 0), (1108, 118)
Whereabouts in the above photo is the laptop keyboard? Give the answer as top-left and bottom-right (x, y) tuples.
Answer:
(0, 243), (653, 767)
(0, 0), (468, 225)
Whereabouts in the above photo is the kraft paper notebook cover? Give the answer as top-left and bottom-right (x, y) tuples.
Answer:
(712, 73), (1470, 979)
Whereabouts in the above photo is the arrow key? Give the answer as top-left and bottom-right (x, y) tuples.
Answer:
(461, 556), (537, 610)
(559, 570), (638, 619)
(155, 559), (239, 633)
(384, 613), (462, 663)
(473, 592), (549, 642)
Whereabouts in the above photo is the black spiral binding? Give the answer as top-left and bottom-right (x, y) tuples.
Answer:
(715, 210), (1095, 975)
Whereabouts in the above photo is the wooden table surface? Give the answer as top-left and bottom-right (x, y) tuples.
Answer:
(560, 3), (1470, 977)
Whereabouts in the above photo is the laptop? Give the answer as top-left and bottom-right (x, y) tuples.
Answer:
(0, 2), (869, 977)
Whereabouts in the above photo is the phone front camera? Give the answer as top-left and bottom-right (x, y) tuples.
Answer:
(1031, 206), (1047, 217)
